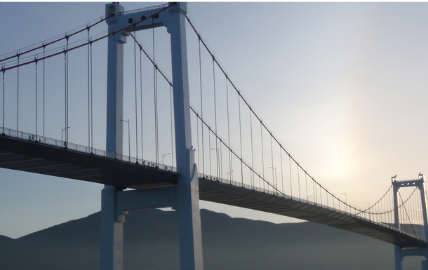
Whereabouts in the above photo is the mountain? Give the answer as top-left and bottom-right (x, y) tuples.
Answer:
(0, 209), (422, 269)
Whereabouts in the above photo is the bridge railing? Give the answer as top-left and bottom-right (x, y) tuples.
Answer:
(0, 127), (177, 173)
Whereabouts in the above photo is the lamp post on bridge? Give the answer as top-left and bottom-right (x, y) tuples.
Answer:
(341, 193), (347, 213)
(61, 127), (70, 146)
(365, 202), (371, 221)
(120, 119), (130, 162)
(162, 153), (170, 165)
(309, 180), (316, 204)
(211, 147), (221, 180)
(269, 166), (277, 192)
(227, 170), (233, 182)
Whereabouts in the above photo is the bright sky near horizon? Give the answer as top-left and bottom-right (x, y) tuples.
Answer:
(0, 2), (427, 239)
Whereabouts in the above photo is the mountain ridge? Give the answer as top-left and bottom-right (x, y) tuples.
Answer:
(0, 208), (422, 269)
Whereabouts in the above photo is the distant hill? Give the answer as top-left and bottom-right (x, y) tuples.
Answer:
(0, 209), (422, 269)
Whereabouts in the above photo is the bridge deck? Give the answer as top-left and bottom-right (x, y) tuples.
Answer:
(0, 134), (425, 248)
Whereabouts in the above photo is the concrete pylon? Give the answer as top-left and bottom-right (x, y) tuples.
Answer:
(100, 3), (204, 270)
(393, 175), (428, 270)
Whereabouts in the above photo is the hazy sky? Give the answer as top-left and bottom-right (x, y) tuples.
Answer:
(0, 2), (427, 239)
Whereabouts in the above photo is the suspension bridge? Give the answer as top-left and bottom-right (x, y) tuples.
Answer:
(0, 2), (427, 270)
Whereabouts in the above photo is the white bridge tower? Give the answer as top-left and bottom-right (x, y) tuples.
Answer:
(393, 174), (428, 270)
(101, 3), (204, 270)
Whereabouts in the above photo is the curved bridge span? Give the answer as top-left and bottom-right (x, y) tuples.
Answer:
(0, 132), (424, 249)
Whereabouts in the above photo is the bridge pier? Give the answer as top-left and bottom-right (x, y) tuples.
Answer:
(100, 185), (178, 270)
(100, 183), (204, 270)
(394, 246), (402, 270)
(100, 186), (125, 270)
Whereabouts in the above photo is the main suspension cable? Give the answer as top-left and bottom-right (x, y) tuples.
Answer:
(187, 15), (407, 216)
(2, 4), (174, 73)
(0, 14), (114, 64)
(191, 106), (288, 196)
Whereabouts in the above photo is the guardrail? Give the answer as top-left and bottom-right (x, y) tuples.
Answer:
(0, 127), (177, 173)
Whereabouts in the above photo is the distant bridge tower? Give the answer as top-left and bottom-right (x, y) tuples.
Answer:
(393, 174), (428, 270)
(100, 2), (203, 270)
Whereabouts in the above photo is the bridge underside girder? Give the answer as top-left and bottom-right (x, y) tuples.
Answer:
(0, 135), (177, 189)
(0, 135), (425, 249)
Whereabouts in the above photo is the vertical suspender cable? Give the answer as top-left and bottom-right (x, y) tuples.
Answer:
(87, 28), (91, 150)
(385, 195), (388, 224)
(280, 146), (284, 194)
(67, 37), (69, 144)
(90, 41), (93, 152)
(420, 194), (424, 238)
(196, 112), (200, 171)
(209, 129), (212, 176)
(212, 57), (219, 180)
(250, 111), (254, 187)
(388, 189), (391, 224)
(270, 135), (274, 192)
(260, 122), (265, 189)
(413, 194), (416, 235)
(419, 194), (423, 236)
(415, 193), (419, 230)
(154, 69), (159, 165)
(297, 166), (301, 200)
(326, 189), (329, 209)
(409, 194), (413, 227)
(2, 67), (4, 133)
(311, 176), (315, 203)
(43, 46), (45, 138)
(134, 29), (139, 162)
(64, 49), (67, 143)
(413, 194), (416, 229)
(198, 37), (204, 175)
(226, 77), (231, 183)
(35, 58), (38, 137)
(418, 193), (421, 232)
(170, 85), (174, 167)
(238, 97), (243, 186)
(139, 46), (144, 160)
(65, 35), (69, 144)
(305, 173), (309, 201)
(413, 195), (416, 228)
(16, 53), (19, 131)
(418, 195), (422, 237)
(289, 155), (293, 197)
(152, 20), (159, 166)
